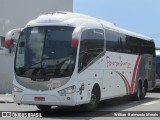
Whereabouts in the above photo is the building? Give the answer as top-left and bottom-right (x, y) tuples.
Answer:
(0, 0), (73, 38)
(0, 0), (73, 93)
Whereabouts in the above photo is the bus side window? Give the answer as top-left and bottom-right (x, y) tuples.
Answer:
(105, 29), (119, 52)
(125, 36), (140, 54)
(78, 29), (104, 72)
(141, 40), (155, 56)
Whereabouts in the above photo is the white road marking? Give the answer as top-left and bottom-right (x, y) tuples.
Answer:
(142, 101), (159, 105)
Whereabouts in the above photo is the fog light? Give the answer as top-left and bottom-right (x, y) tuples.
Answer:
(67, 97), (70, 100)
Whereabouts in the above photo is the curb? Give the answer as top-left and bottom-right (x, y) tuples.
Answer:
(0, 101), (14, 103)
(0, 94), (14, 103)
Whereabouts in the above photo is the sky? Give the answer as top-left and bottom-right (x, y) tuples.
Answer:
(74, 0), (160, 48)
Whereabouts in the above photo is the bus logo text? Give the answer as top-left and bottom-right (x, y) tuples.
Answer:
(106, 56), (131, 69)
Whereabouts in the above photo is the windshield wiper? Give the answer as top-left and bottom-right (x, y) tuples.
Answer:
(17, 67), (33, 76)
(16, 61), (43, 76)
(16, 58), (71, 76)
(44, 71), (67, 77)
(17, 67), (67, 77)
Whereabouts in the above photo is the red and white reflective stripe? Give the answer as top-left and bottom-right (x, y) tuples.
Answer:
(115, 55), (141, 94)
(131, 55), (141, 94)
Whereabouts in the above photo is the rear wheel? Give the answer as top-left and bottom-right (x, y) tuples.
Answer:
(36, 105), (52, 110)
(143, 81), (148, 96)
(84, 88), (99, 111)
(134, 82), (142, 101)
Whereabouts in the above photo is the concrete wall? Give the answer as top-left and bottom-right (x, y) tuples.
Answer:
(0, 0), (73, 93)
(0, 0), (73, 37)
(0, 54), (14, 93)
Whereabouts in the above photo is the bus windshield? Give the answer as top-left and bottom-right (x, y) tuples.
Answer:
(15, 26), (76, 78)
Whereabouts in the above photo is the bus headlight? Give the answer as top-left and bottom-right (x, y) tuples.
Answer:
(12, 85), (23, 92)
(58, 85), (76, 95)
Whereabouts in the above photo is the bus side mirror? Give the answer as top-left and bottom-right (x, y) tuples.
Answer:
(71, 38), (79, 48)
(4, 28), (23, 53)
(4, 39), (11, 48)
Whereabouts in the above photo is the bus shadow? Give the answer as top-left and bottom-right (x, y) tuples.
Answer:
(30, 93), (160, 118)
(149, 88), (160, 93)
(98, 95), (159, 111)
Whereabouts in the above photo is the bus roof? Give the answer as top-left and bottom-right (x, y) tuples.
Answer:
(26, 11), (153, 41)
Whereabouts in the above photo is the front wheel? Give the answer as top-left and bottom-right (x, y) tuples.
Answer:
(36, 105), (52, 110)
(84, 88), (99, 111)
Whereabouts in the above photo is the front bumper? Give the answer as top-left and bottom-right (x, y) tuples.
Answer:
(13, 92), (77, 106)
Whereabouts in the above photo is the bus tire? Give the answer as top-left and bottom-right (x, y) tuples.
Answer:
(84, 87), (99, 111)
(36, 105), (52, 110)
(143, 81), (148, 96)
(134, 82), (142, 101)
(141, 81), (147, 99)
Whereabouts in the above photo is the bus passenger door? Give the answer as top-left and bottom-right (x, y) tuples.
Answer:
(77, 26), (105, 104)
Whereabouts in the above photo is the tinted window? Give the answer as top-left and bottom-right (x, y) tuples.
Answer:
(78, 29), (104, 72)
(141, 40), (155, 56)
(105, 28), (155, 56)
(125, 37), (155, 55)
(105, 29), (119, 52)
(125, 36), (141, 54)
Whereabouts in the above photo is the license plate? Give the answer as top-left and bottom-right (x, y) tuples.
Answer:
(34, 97), (45, 101)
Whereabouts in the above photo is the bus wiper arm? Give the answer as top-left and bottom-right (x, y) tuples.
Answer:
(17, 67), (34, 76)
(17, 61), (42, 76)
(45, 71), (66, 77)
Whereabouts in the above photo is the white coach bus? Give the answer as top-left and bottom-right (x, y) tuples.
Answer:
(7, 12), (155, 111)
